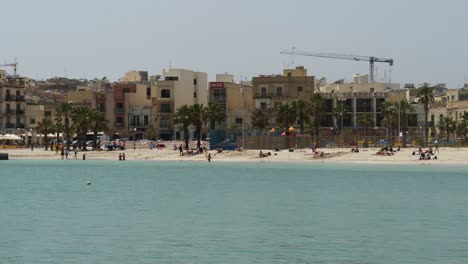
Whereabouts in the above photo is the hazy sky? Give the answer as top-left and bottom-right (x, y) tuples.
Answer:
(2, 0), (468, 87)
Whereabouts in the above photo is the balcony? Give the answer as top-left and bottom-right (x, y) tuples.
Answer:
(115, 108), (125, 113)
(16, 109), (25, 115)
(6, 123), (25, 129)
(114, 122), (124, 127)
(5, 95), (15, 101)
(209, 96), (226, 103)
(254, 92), (288, 98)
(6, 109), (16, 115)
(16, 95), (25, 102)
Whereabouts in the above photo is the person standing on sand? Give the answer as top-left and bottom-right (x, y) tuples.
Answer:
(207, 153), (211, 163)
(74, 148), (78, 159)
(65, 148), (69, 160)
(60, 148), (64, 159)
(179, 144), (183, 156)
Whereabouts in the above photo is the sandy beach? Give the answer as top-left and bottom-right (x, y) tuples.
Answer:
(2, 145), (467, 165)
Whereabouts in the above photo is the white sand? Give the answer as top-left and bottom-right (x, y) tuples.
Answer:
(1, 146), (467, 165)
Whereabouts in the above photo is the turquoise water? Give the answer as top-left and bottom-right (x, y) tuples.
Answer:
(1, 160), (468, 263)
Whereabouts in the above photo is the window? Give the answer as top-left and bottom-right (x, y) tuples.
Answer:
(161, 89), (171, 98)
(144, 115), (149, 126)
(123, 88), (130, 93)
(160, 117), (171, 128)
(370, 87), (375, 93)
(260, 102), (267, 110)
(160, 103), (171, 113)
(147, 87), (151, 97)
(235, 118), (243, 125)
(165, 76), (178, 81)
(297, 86), (303, 92)
(261, 87), (267, 96)
(287, 72), (292, 77)
(194, 79), (197, 85)
(276, 87), (283, 96)
(194, 92), (197, 98)
(30, 118), (36, 124)
(116, 103), (123, 109)
(116, 117), (124, 126)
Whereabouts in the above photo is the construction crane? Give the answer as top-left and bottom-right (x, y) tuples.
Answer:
(0, 58), (18, 77)
(280, 49), (393, 82)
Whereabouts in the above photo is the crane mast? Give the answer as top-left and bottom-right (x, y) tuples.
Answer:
(280, 50), (393, 82)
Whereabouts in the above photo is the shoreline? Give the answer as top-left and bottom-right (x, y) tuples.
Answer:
(2, 147), (468, 166)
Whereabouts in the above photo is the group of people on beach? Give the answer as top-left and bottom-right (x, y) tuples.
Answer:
(60, 147), (79, 160)
(413, 145), (438, 160)
(118, 153), (126, 161)
(375, 145), (400, 156)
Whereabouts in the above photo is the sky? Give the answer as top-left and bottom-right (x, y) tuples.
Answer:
(2, 0), (468, 87)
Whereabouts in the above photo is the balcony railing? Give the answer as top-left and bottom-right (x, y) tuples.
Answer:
(16, 95), (25, 102)
(209, 96), (226, 102)
(114, 122), (124, 126)
(7, 109), (16, 115)
(16, 109), (25, 115)
(115, 108), (125, 113)
(5, 123), (24, 129)
(254, 92), (288, 98)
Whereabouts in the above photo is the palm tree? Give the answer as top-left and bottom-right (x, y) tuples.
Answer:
(189, 104), (205, 148)
(275, 103), (296, 130)
(309, 93), (326, 144)
(291, 99), (309, 133)
(52, 121), (64, 150)
(439, 117), (456, 142)
(37, 118), (54, 150)
(89, 110), (108, 150)
(416, 85), (435, 146)
(71, 107), (91, 150)
(380, 101), (397, 142)
(174, 105), (192, 149)
(203, 102), (225, 130)
(398, 100), (415, 147)
(357, 112), (375, 148)
(251, 108), (272, 130)
(55, 102), (73, 150)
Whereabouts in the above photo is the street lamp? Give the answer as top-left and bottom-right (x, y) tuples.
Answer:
(133, 128), (137, 150)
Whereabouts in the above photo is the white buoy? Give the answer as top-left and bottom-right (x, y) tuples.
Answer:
(86, 181), (91, 186)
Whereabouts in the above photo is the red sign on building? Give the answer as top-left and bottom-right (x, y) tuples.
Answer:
(210, 82), (224, 88)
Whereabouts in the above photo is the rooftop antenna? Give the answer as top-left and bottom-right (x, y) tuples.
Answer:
(291, 46), (295, 68)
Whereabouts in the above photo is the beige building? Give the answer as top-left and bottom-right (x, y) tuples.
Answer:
(154, 68), (208, 140)
(208, 74), (254, 132)
(121, 71), (149, 83)
(252, 66), (315, 110)
(0, 77), (27, 134)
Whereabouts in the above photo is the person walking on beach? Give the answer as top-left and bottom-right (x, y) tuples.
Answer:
(207, 153), (211, 163)
(179, 144), (183, 156)
(65, 148), (69, 160)
(122, 153), (126, 161)
(74, 148), (78, 159)
(60, 148), (64, 160)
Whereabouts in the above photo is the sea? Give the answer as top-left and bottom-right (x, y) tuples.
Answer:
(1, 160), (467, 264)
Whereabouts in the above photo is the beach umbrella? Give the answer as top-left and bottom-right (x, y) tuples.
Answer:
(0, 134), (6, 140)
(288, 126), (295, 132)
(6, 134), (21, 140)
(281, 131), (286, 136)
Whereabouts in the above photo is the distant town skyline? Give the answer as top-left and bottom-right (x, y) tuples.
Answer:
(2, 0), (468, 87)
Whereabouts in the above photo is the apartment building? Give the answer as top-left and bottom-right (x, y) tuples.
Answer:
(252, 66), (314, 110)
(154, 68), (208, 140)
(0, 77), (27, 134)
(121, 71), (149, 83)
(208, 74), (253, 131)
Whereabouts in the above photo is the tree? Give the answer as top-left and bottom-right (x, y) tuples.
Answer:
(89, 110), (108, 150)
(203, 102), (225, 130)
(291, 99), (309, 133)
(416, 85), (435, 146)
(380, 101), (397, 142)
(55, 102), (73, 150)
(251, 108), (272, 129)
(332, 102), (348, 133)
(189, 104), (205, 148)
(174, 105), (192, 150)
(37, 118), (54, 150)
(439, 117), (456, 141)
(145, 126), (158, 141)
(275, 103), (296, 130)
(357, 112), (375, 147)
(71, 107), (91, 150)
(309, 93), (326, 144)
(398, 100), (415, 147)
